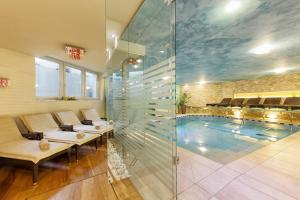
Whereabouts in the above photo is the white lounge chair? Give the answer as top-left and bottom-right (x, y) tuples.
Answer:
(54, 111), (111, 135)
(81, 108), (114, 136)
(0, 116), (72, 184)
(21, 113), (100, 160)
(81, 108), (112, 126)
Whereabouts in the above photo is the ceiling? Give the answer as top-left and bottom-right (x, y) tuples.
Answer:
(176, 0), (300, 84)
(0, 0), (142, 72)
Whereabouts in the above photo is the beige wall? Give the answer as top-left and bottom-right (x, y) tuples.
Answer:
(181, 72), (300, 107)
(0, 48), (106, 120)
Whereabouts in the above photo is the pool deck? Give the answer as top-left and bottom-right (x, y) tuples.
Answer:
(177, 131), (300, 200)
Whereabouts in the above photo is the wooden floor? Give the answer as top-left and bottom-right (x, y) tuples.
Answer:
(0, 143), (142, 200)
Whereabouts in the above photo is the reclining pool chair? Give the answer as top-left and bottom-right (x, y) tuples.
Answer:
(262, 97), (282, 109)
(206, 98), (232, 107)
(283, 97), (300, 110)
(0, 116), (72, 184)
(245, 98), (263, 108)
(54, 111), (109, 136)
(230, 98), (245, 107)
(81, 108), (113, 134)
(21, 113), (99, 160)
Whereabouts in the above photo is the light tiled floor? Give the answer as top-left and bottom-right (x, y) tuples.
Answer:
(177, 131), (300, 200)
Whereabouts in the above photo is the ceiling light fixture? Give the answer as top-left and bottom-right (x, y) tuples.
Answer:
(137, 59), (143, 63)
(273, 67), (288, 74)
(198, 80), (207, 85)
(250, 43), (275, 55)
(224, 0), (241, 13)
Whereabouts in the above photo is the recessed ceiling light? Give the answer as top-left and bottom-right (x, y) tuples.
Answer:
(250, 43), (275, 55)
(225, 0), (241, 13)
(198, 81), (207, 85)
(273, 67), (288, 74)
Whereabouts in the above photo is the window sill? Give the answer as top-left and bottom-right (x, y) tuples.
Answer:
(36, 98), (100, 102)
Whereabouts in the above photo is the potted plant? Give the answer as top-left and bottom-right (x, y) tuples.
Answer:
(177, 92), (191, 114)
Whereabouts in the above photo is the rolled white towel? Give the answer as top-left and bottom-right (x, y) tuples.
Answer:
(76, 132), (85, 139)
(39, 139), (50, 151)
(95, 125), (101, 130)
(109, 120), (114, 125)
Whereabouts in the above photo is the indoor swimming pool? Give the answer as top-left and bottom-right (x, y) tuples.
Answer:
(177, 116), (300, 164)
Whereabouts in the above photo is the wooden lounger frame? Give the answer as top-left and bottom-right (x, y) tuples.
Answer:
(0, 136), (101, 185)
(0, 147), (72, 185)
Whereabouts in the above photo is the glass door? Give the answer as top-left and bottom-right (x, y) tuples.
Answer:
(106, 0), (176, 199)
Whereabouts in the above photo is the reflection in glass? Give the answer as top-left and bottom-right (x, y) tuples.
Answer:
(35, 58), (60, 97)
(65, 66), (82, 97)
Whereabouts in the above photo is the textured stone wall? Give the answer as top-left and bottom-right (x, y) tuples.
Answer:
(181, 72), (300, 107)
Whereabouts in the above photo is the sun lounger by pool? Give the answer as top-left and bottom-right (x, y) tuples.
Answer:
(21, 113), (99, 160)
(230, 98), (245, 107)
(54, 111), (111, 135)
(81, 108), (113, 130)
(245, 98), (263, 108)
(206, 98), (232, 107)
(283, 97), (300, 110)
(263, 97), (282, 109)
(0, 116), (72, 184)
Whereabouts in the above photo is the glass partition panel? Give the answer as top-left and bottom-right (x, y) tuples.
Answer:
(106, 0), (176, 199)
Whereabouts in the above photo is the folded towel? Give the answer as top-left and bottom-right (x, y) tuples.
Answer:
(39, 139), (50, 151)
(76, 132), (85, 139)
(95, 125), (101, 130)
(109, 120), (114, 125)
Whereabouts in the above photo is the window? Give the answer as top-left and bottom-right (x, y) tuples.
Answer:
(65, 66), (82, 97)
(35, 57), (100, 99)
(35, 58), (60, 97)
(86, 72), (98, 98)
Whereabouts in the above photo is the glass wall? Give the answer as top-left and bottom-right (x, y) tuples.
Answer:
(106, 0), (176, 199)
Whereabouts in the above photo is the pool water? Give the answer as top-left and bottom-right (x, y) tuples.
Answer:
(177, 116), (300, 164)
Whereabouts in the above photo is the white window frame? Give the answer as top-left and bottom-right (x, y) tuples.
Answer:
(36, 57), (100, 100)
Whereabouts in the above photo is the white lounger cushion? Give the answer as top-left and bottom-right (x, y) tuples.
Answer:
(0, 116), (72, 163)
(44, 130), (99, 146)
(21, 113), (59, 132)
(54, 111), (81, 126)
(0, 139), (72, 164)
(81, 108), (113, 131)
(74, 124), (111, 134)
(0, 116), (24, 144)
(81, 108), (100, 122)
(22, 113), (99, 145)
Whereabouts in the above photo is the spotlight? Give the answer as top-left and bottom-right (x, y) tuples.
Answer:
(225, 0), (241, 13)
(273, 67), (288, 74)
(250, 43), (275, 55)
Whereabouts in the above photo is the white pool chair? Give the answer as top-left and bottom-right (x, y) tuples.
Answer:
(0, 116), (72, 185)
(21, 113), (100, 160)
(81, 108), (114, 133)
(54, 111), (111, 135)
